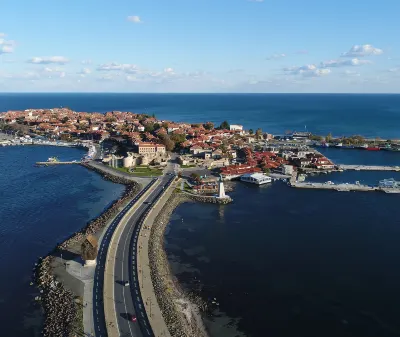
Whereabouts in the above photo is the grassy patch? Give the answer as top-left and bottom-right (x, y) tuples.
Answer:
(115, 166), (163, 176)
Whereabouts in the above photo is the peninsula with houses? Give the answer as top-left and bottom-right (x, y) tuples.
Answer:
(1, 107), (400, 337)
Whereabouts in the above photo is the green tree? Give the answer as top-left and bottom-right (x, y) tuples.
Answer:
(170, 133), (186, 145)
(61, 116), (69, 123)
(153, 123), (161, 130)
(144, 123), (155, 133)
(255, 128), (263, 140)
(249, 129), (254, 135)
(203, 122), (214, 130)
(326, 133), (333, 143)
(219, 120), (230, 130)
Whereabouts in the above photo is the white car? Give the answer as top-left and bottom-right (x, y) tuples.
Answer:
(124, 281), (129, 287)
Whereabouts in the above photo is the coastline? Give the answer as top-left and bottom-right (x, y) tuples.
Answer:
(148, 190), (210, 337)
(34, 162), (141, 336)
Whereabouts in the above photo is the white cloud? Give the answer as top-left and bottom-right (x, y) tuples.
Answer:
(97, 62), (139, 73)
(28, 56), (69, 65)
(266, 53), (286, 60)
(77, 68), (91, 77)
(388, 67), (400, 73)
(284, 64), (330, 77)
(127, 16), (142, 23)
(0, 34), (16, 54)
(320, 58), (372, 68)
(81, 60), (92, 65)
(42, 67), (66, 78)
(341, 44), (383, 57)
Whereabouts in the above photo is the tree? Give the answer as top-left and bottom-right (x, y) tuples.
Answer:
(61, 116), (69, 123)
(203, 122), (214, 130)
(144, 123), (155, 133)
(152, 113), (156, 118)
(170, 133), (186, 145)
(263, 167), (271, 174)
(219, 121), (230, 130)
(255, 128), (263, 140)
(161, 122), (169, 129)
(249, 129), (254, 135)
(159, 134), (175, 151)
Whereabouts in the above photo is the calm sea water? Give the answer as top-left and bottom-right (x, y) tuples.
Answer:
(166, 171), (400, 337)
(1, 93), (400, 138)
(0, 146), (125, 336)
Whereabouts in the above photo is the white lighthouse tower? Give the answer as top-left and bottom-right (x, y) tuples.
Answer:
(217, 175), (226, 199)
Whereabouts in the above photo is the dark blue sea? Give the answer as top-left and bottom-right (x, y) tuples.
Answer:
(1, 94), (400, 337)
(0, 146), (125, 336)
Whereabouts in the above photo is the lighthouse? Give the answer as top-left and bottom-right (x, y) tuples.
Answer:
(217, 175), (226, 199)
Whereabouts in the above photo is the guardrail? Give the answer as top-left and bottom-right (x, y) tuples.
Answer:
(130, 176), (176, 337)
(93, 178), (158, 337)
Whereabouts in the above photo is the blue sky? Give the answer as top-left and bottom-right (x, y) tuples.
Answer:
(0, 0), (399, 93)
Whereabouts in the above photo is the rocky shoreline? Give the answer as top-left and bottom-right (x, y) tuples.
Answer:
(34, 163), (141, 337)
(148, 191), (210, 337)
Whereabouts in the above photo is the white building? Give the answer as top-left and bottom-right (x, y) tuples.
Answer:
(230, 125), (243, 131)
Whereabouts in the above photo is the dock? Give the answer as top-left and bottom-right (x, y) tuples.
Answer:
(339, 165), (400, 172)
(292, 182), (376, 192)
(291, 181), (400, 193)
(36, 161), (80, 165)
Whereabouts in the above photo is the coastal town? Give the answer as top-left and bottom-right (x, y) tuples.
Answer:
(1, 107), (400, 193)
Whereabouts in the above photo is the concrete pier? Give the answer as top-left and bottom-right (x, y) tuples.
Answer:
(292, 182), (376, 192)
(36, 161), (79, 165)
(339, 165), (400, 172)
(291, 181), (400, 193)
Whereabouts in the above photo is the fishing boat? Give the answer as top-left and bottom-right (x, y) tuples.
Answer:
(335, 142), (343, 147)
(366, 146), (380, 151)
(342, 145), (355, 149)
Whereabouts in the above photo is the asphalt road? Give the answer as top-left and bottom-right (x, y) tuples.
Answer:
(114, 175), (174, 337)
(93, 156), (177, 337)
(92, 179), (157, 337)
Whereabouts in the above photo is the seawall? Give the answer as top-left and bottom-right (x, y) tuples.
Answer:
(34, 162), (141, 336)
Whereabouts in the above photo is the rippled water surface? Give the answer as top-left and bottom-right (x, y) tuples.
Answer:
(166, 162), (400, 337)
(0, 146), (124, 336)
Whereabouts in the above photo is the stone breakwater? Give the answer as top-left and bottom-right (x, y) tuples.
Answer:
(148, 191), (210, 337)
(35, 256), (78, 336)
(34, 162), (141, 337)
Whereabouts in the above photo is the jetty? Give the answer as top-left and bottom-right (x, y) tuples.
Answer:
(36, 161), (80, 166)
(339, 165), (400, 172)
(291, 181), (400, 194)
(292, 181), (376, 192)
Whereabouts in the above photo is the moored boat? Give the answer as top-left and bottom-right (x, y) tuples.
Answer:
(366, 146), (380, 151)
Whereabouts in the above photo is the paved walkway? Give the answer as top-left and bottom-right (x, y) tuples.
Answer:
(137, 183), (177, 337)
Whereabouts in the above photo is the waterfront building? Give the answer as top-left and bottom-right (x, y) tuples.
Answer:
(240, 173), (272, 185)
(230, 124), (243, 131)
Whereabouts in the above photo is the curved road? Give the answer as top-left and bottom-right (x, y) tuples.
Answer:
(93, 179), (157, 337)
(93, 159), (177, 337)
(114, 175), (174, 337)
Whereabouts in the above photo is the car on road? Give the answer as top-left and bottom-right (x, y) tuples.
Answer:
(124, 281), (129, 287)
(130, 314), (137, 322)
